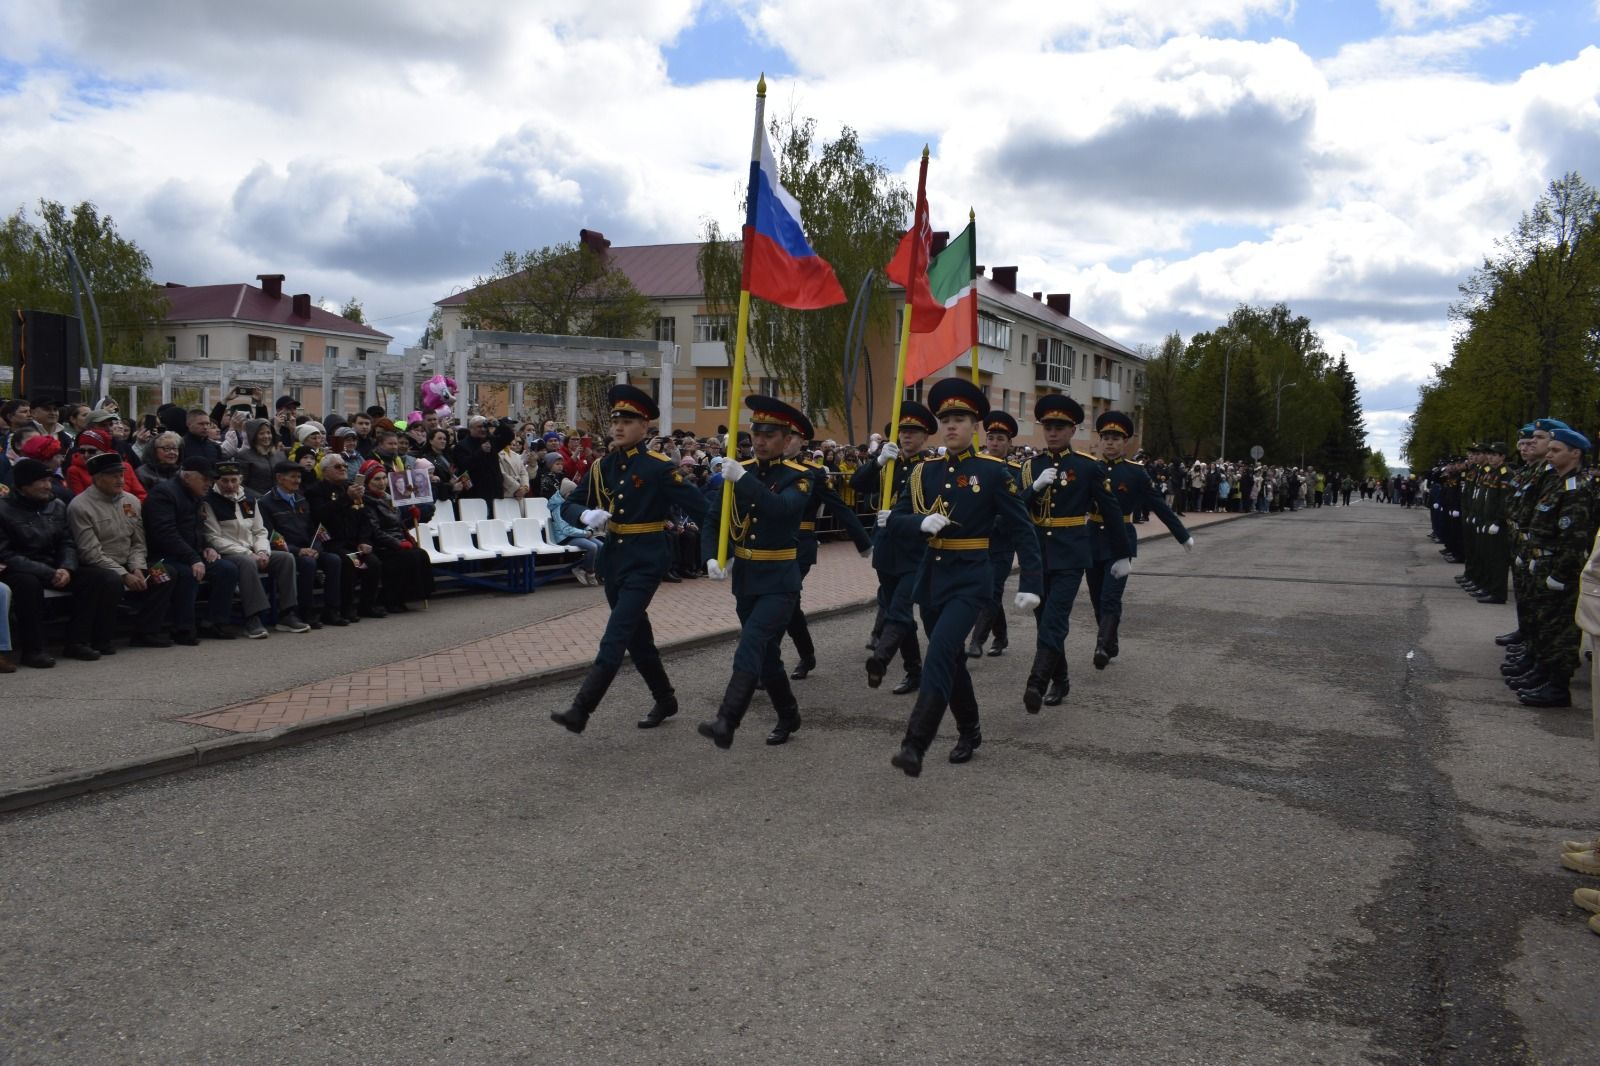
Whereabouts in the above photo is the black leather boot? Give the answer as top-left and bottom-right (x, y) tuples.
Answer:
(866, 622), (905, 689)
(1023, 648), (1057, 714)
(699, 671), (758, 750)
(967, 604), (992, 658)
(634, 658), (678, 729)
(1105, 615), (1120, 659)
(1494, 628), (1524, 646)
(552, 662), (615, 734)
(1092, 614), (1115, 670)
(1507, 666), (1549, 691)
(1043, 661), (1070, 706)
(787, 609), (816, 679)
(1500, 654), (1534, 676)
(1518, 680), (1572, 707)
(948, 683), (981, 764)
(893, 629), (922, 695)
(987, 608), (1008, 656)
(765, 671), (802, 745)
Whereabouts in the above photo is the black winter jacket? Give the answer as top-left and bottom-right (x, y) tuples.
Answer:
(0, 494), (77, 578)
(143, 476), (210, 567)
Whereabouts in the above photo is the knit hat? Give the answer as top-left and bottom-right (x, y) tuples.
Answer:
(18, 435), (60, 462)
(560, 477), (577, 496)
(10, 457), (49, 487)
(359, 459), (385, 482)
(76, 427), (114, 452)
(296, 422), (326, 444)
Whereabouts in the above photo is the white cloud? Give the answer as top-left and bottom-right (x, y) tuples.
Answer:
(1321, 13), (1526, 82)
(1377, 0), (1481, 31)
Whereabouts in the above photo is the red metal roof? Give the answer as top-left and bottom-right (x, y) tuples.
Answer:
(162, 283), (393, 342)
(437, 242), (706, 307)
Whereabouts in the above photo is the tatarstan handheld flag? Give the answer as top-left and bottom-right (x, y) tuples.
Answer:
(741, 105), (846, 310)
(905, 219), (978, 385)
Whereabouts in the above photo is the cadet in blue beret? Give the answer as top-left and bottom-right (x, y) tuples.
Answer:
(853, 401), (938, 695)
(1086, 411), (1193, 670)
(886, 378), (1042, 776)
(965, 409), (1024, 659)
(776, 404), (871, 687)
(551, 384), (709, 734)
(1019, 393), (1126, 710)
(696, 395), (814, 749)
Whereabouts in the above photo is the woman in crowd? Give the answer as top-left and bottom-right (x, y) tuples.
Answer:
(420, 428), (457, 504)
(65, 427), (148, 502)
(315, 462), (384, 621)
(359, 461), (434, 613)
(496, 424), (529, 501)
(136, 431), (182, 490)
(547, 476), (601, 586)
(229, 418), (283, 497)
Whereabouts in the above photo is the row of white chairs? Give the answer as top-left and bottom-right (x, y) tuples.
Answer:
(431, 496), (559, 528)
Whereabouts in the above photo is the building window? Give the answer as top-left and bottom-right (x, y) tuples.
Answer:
(326, 345), (339, 361)
(654, 317), (676, 343)
(978, 313), (1012, 351)
(703, 377), (730, 409)
(1001, 388), (1010, 416)
(164, 336), (176, 360)
(196, 334), (209, 358)
(693, 315), (731, 343)
(1035, 338), (1073, 388)
(902, 380), (924, 404)
(289, 341), (303, 363)
(755, 376), (781, 397)
(288, 385), (303, 402)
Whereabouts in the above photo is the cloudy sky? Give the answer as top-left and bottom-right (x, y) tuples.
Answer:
(2, 0), (1597, 462)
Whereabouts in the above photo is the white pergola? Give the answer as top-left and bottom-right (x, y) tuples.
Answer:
(90, 330), (679, 433)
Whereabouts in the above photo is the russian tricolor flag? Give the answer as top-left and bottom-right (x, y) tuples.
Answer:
(741, 125), (846, 310)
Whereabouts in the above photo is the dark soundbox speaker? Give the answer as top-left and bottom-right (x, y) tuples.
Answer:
(12, 309), (82, 405)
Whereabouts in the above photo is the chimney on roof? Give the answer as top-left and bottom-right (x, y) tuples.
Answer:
(1046, 293), (1072, 317)
(164, 282), (186, 288)
(975, 265), (985, 276)
(991, 266), (1018, 291)
(579, 228), (611, 257)
(291, 293), (311, 318)
(929, 230), (950, 257)
(1032, 291), (1042, 301)
(257, 274), (285, 299)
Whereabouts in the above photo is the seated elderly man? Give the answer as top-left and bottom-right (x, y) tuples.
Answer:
(258, 460), (343, 628)
(66, 451), (175, 651)
(202, 460), (309, 637)
(143, 456), (241, 644)
(0, 457), (123, 666)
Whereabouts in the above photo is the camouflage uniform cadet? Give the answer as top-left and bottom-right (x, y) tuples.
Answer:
(1510, 427), (1593, 708)
(1495, 423), (1551, 650)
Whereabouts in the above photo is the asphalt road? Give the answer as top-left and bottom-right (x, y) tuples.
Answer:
(3, 502), (1596, 1065)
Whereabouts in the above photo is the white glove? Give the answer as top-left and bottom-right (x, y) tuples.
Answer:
(1183, 537), (1195, 552)
(707, 559), (731, 580)
(1487, 524), (1500, 534)
(920, 513), (950, 535)
(580, 508), (610, 532)
(877, 441), (900, 465)
(722, 459), (745, 484)
(876, 509), (890, 528)
(1514, 556), (1524, 568)
(1013, 592), (1040, 611)
(1032, 467), (1059, 491)
(1110, 559), (1133, 580)
(1450, 511), (1460, 518)
(1547, 575), (1566, 591)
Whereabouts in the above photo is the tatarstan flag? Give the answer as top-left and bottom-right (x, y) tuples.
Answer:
(905, 220), (978, 385)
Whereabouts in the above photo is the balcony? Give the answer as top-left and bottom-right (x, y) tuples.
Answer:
(1091, 378), (1120, 402)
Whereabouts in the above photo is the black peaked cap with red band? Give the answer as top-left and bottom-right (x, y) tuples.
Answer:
(608, 384), (659, 422)
(746, 394), (812, 439)
(927, 377), (990, 421)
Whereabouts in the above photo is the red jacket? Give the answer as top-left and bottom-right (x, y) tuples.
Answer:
(66, 451), (148, 502)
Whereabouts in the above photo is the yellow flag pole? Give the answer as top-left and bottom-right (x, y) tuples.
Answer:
(968, 207), (980, 385)
(716, 74), (767, 570)
(716, 288), (754, 569)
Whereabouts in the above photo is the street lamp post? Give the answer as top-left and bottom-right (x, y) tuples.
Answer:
(1275, 379), (1298, 432)
(1219, 342), (1232, 462)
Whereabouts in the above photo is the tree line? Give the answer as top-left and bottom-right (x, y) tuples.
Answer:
(1405, 172), (1600, 470)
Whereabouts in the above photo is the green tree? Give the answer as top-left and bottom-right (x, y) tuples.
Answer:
(1139, 332), (1188, 459)
(1365, 449), (1390, 481)
(339, 297), (366, 324)
(1314, 354), (1367, 477)
(699, 116), (910, 431)
(0, 199), (169, 367)
(417, 306), (444, 349)
(459, 242), (655, 339)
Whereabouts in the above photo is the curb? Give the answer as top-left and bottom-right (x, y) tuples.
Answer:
(0, 511), (1262, 815)
(0, 598), (878, 816)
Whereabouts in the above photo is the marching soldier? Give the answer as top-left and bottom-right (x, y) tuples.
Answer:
(1507, 427), (1593, 708)
(697, 396), (812, 748)
(1086, 411), (1194, 669)
(886, 378), (1042, 777)
(853, 403), (937, 695)
(781, 427), (872, 680)
(1020, 394), (1128, 711)
(551, 385), (709, 734)
(965, 410), (1024, 659)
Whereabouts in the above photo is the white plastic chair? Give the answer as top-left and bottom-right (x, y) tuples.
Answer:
(475, 518), (533, 559)
(436, 521), (496, 561)
(511, 516), (581, 556)
(432, 499), (457, 525)
(493, 498), (525, 523)
(457, 497), (489, 526)
(523, 497), (552, 523)
(417, 524), (462, 565)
